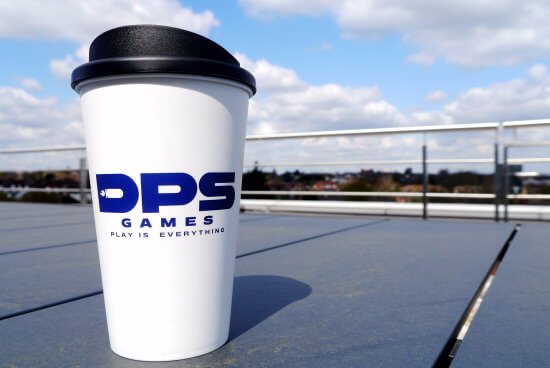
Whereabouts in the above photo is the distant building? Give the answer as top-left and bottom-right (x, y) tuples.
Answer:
(311, 180), (339, 191)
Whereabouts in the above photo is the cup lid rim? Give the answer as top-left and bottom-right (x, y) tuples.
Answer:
(70, 25), (256, 95)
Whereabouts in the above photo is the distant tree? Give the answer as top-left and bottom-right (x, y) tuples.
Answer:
(266, 171), (285, 190)
(341, 179), (372, 201)
(242, 168), (268, 191)
(281, 171), (294, 183)
(376, 174), (400, 192)
(341, 179), (371, 192)
(437, 171), (484, 191)
(44, 173), (56, 186)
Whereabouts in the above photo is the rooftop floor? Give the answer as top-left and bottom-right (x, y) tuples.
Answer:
(0, 202), (547, 367)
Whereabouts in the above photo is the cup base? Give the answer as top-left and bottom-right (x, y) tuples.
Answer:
(110, 336), (229, 362)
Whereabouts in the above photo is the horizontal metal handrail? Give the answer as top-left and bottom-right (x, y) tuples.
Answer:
(426, 193), (496, 199)
(246, 119), (550, 141)
(0, 145), (86, 154)
(244, 190), (550, 200)
(506, 141), (550, 148)
(427, 158), (495, 164)
(508, 158), (550, 164)
(507, 194), (550, 200)
(245, 122), (501, 141)
(0, 187), (91, 193)
(2, 119), (550, 153)
(501, 118), (550, 128)
(244, 158), (494, 168)
(241, 190), (496, 199)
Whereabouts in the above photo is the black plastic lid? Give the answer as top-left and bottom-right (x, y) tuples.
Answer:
(71, 25), (256, 95)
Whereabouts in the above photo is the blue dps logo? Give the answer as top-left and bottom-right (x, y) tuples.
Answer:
(96, 172), (235, 213)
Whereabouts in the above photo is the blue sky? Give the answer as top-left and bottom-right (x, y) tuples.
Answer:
(192, 0), (527, 111)
(1, 0), (550, 171)
(0, 0), (532, 109)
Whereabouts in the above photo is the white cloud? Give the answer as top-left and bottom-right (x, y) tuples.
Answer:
(239, 0), (550, 67)
(306, 41), (333, 53)
(425, 90), (447, 102)
(0, 86), (84, 170)
(0, 0), (219, 44)
(235, 53), (307, 93)
(249, 84), (406, 133)
(0, 1), (220, 81)
(528, 63), (548, 79)
(0, 87), (81, 146)
(240, 54), (406, 134)
(406, 52), (435, 67)
(49, 45), (90, 81)
(239, 0), (334, 18)
(416, 64), (550, 124)
(238, 53), (412, 167)
(17, 78), (42, 91)
(239, 54), (550, 138)
(240, 57), (550, 171)
(49, 54), (81, 81)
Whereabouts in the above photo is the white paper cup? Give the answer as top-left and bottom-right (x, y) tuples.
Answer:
(71, 25), (255, 361)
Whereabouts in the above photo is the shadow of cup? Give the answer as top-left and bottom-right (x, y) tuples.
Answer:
(106, 275), (312, 366)
(229, 275), (312, 341)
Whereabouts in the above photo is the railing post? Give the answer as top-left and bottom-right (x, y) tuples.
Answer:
(494, 143), (500, 222)
(504, 146), (509, 222)
(79, 157), (87, 205)
(422, 142), (428, 220)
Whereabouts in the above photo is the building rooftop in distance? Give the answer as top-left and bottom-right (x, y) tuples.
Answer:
(0, 202), (549, 367)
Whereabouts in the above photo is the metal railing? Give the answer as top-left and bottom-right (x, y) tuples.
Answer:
(243, 119), (550, 221)
(1, 119), (550, 221)
(502, 141), (550, 221)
